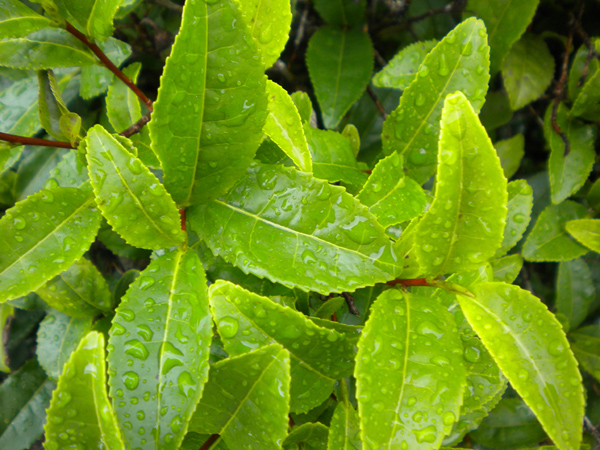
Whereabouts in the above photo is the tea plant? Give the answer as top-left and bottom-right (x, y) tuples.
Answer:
(0, 0), (599, 449)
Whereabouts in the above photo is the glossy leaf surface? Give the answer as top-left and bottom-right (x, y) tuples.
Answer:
(491, 253), (523, 284)
(523, 201), (589, 262)
(86, 125), (185, 250)
(502, 34), (554, 110)
(0, 186), (101, 303)
(569, 325), (600, 382)
(284, 423), (329, 449)
(55, 0), (120, 42)
(496, 179), (533, 257)
(415, 92), (507, 277)
(188, 343), (290, 449)
(306, 27), (373, 129)
(566, 218), (600, 253)
(210, 281), (354, 413)
(372, 40), (437, 90)
(313, 0), (365, 27)
(381, 18), (490, 183)
(457, 282), (584, 450)
(189, 163), (399, 295)
(0, 0), (52, 38)
(355, 289), (466, 450)
(107, 248), (211, 450)
(264, 80), (312, 172)
(148, 0), (267, 206)
(556, 258), (595, 331)
(327, 400), (361, 450)
(495, 133), (524, 179)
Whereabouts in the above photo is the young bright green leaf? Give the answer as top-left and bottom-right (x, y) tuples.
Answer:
(54, 0), (120, 42)
(382, 17), (490, 184)
(415, 92), (507, 277)
(342, 124), (360, 156)
(491, 253), (523, 283)
(457, 282), (584, 450)
(86, 125), (185, 250)
(327, 401), (361, 450)
(313, 0), (365, 27)
(495, 133), (525, 179)
(80, 37), (131, 99)
(0, 186), (101, 303)
(544, 104), (596, 205)
(355, 289), (467, 450)
(0, 359), (55, 450)
(306, 27), (373, 129)
(188, 163), (399, 295)
(0, 0), (53, 38)
(148, 0), (267, 206)
(496, 180), (533, 257)
(566, 218), (600, 253)
(36, 257), (112, 317)
(466, 0), (540, 74)
(357, 152), (426, 227)
(304, 124), (367, 192)
(0, 303), (13, 372)
(284, 423), (329, 449)
(0, 28), (98, 69)
(571, 69), (600, 121)
(556, 258), (595, 332)
(502, 34), (554, 110)
(188, 343), (291, 449)
(107, 248), (211, 450)
(210, 281), (354, 413)
(569, 325), (600, 382)
(36, 310), (93, 380)
(522, 201), (589, 262)
(237, 0), (292, 68)
(264, 80), (312, 172)
(44, 331), (125, 450)
(372, 40), (437, 90)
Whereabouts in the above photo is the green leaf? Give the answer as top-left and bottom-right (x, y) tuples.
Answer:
(571, 67), (600, 121)
(355, 289), (467, 450)
(357, 152), (426, 228)
(327, 401), (361, 450)
(342, 124), (360, 157)
(148, 0), (267, 206)
(372, 40), (437, 90)
(556, 258), (595, 332)
(502, 34), (554, 110)
(496, 179), (533, 257)
(97, 219), (151, 260)
(313, 297), (345, 319)
(304, 124), (367, 192)
(263, 80), (312, 172)
(544, 104), (596, 205)
(0, 303), (14, 372)
(480, 90), (513, 132)
(59, 112), (81, 146)
(36, 310), (93, 380)
(14, 145), (68, 201)
(291, 91), (314, 123)
(491, 253), (523, 284)
(107, 248), (211, 450)
(382, 18), (490, 183)
(568, 41), (600, 103)
(0, 0), (53, 38)
(80, 37), (131, 99)
(306, 27), (373, 129)
(44, 150), (89, 189)
(566, 218), (600, 254)
(86, 125), (186, 250)
(569, 325), (600, 383)
(188, 163), (399, 295)
(466, 0), (540, 74)
(38, 69), (69, 141)
(55, 0), (120, 42)
(284, 423), (329, 450)
(495, 133), (524, 179)
(44, 331), (125, 450)
(415, 92), (507, 277)
(188, 343), (290, 449)
(0, 359), (55, 450)
(0, 28), (97, 69)
(523, 201), (589, 262)
(209, 281), (354, 413)
(313, 0), (365, 27)
(309, 318), (362, 346)
(0, 186), (102, 303)
(457, 282), (584, 450)
(237, 0), (292, 68)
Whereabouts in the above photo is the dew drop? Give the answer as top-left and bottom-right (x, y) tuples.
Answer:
(218, 317), (239, 338)
(123, 371), (139, 390)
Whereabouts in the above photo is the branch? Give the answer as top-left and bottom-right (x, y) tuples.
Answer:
(366, 85), (388, 120)
(119, 111), (152, 138)
(551, 31), (572, 156)
(0, 132), (74, 149)
(199, 435), (220, 450)
(407, 0), (466, 23)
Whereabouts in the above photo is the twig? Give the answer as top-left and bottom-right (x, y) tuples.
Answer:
(386, 278), (430, 288)
(0, 132), (74, 149)
(584, 416), (600, 450)
(179, 209), (187, 232)
(341, 292), (360, 316)
(120, 111), (152, 138)
(199, 435), (219, 450)
(528, 105), (545, 129)
(407, 0), (465, 23)
(551, 32), (572, 156)
(366, 85), (388, 120)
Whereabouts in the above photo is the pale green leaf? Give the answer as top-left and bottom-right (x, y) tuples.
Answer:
(355, 289), (467, 450)
(466, 0), (540, 74)
(327, 401), (361, 450)
(556, 258), (595, 332)
(415, 92), (507, 277)
(209, 281), (354, 413)
(496, 179), (533, 257)
(357, 152), (426, 228)
(569, 325), (600, 383)
(285, 423), (329, 450)
(523, 201), (589, 262)
(0, 186), (102, 303)
(36, 310), (93, 380)
(188, 163), (399, 295)
(491, 253), (523, 283)
(0, 0), (53, 38)
(59, 112), (81, 146)
(55, 0), (120, 42)
(14, 145), (68, 201)
(264, 80), (312, 172)
(86, 125), (186, 250)
(342, 124), (360, 156)
(148, 0), (267, 206)
(306, 27), (373, 129)
(80, 37), (131, 99)
(457, 282), (584, 450)
(313, 0), (365, 27)
(188, 343), (290, 449)
(571, 67), (600, 121)
(107, 248), (211, 450)
(382, 17), (490, 183)
(372, 40), (437, 90)
(566, 218), (600, 254)
(0, 303), (13, 372)
(44, 150), (89, 189)
(495, 133), (524, 179)
(44, 332), (125, 450)
(502, 34), (554, 110)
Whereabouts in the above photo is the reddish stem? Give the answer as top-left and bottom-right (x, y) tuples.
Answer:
(386, 278), (430, 287)
(0, 132), (74, 149)
(199, 434), (219, 450)
(179, 209), (187, 232)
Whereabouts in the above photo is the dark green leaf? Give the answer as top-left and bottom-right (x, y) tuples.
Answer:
(491, 253), (523, 283)
(571, 68), (600, 121)
(0, 303), (13, 372)
(372, 40), (437, 90)
(496, 133), (524, 179)
(569, 325), (600, 382)
(568, 41), (600, 103)
(0, 0), (52, 38)
(313, 0), (365, 27)
(284, 423), (329, 450)
(54, 0), (120, 42)
(496, 179), (533, 257)
(556, 258), (595, 332)
(480, 90), (513, 132)
(566, 218), (600, 254)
